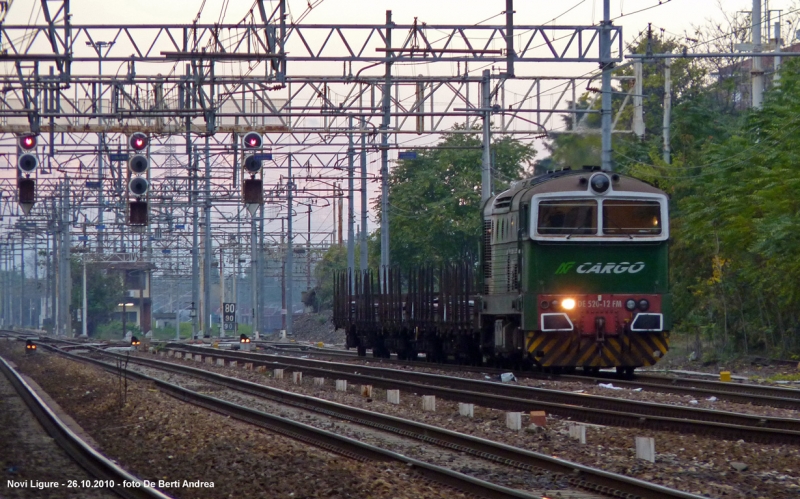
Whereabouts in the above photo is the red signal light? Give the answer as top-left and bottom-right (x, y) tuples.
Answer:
(129, 133), (149, 151)
(19, 135), (37, 150)
(242, 132), (262, 149)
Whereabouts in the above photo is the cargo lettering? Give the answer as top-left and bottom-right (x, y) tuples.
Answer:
(572, 262), (646, 274)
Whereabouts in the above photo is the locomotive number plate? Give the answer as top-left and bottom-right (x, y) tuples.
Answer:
(577, 300), (623, 308)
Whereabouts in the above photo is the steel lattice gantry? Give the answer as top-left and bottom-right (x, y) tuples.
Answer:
(0, 0), (627, 337)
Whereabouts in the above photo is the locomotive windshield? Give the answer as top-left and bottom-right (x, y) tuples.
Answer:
(602, 200), (662, 235)
(537, 200), (597, 235)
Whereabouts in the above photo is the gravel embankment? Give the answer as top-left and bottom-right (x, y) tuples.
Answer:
(0, 349), (116, 499)
(111, 360), (602, 498)
(156, 348), (800, 499)
(0, 342), (467, 499)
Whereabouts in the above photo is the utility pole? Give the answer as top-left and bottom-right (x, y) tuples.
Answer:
(306, 206), (311, 291)
(20, 230), (25, 327)
(481, 69), (492, 203)
(347, 116), (355, 290)
(10, 240), (14, 326)
(286, 153), (294, 337)
(97, 137), (104, 252)
(204, 137), (212, 337)
(0, 244), (4, 326)
(774, 21), (782, 84)
(255, 203), (266, 339)
(663, 60), (672, 164)
(219, 246), (224, 338)
(752, 0), (764, 109)
(81, 257), (87, 337)
(250, 208), (258, 338)
(191, 148), (200, 339)
(337, 187), (343, 246)
(360, 118), (368, 272)
(600, 0), (613, 171)
(380, 9), (393, 271)
(173, 277), (180, 341)
(33, 232), (39, 328)
(633, 60), (645, 139)
(504, 0), (515, 77)
(62, 180), (71, 336)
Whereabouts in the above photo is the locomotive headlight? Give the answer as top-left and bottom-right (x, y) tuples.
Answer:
(638, 299), (650, 311)
(590, 173), (610, 194)
(561, 298), (576, 310)
(540, 300), (550, 309)
(625, 299), (636, 311)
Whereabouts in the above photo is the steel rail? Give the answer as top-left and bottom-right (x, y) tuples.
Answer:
(82, 347), (707, 499)
(0, 354), (173, 499)
(161, 344), (800, 444)
(17, 334), (800, 411)
(34, 344), (581, 499)
(259, 343), (800, 409)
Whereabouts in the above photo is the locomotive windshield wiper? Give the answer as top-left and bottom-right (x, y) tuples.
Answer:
(565, 225), (593, 239)
(604, 216), (634, 239)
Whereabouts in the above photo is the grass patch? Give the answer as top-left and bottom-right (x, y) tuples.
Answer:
(768, 372), (800, 382)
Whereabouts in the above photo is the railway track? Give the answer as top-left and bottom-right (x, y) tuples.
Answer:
(28, 343), (683, 499)
(160, 343), (800, 444)
(262, 341), (800, 410)
(0, 353), (172, 499)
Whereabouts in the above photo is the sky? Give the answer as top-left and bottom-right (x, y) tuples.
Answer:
(6, 1), (794, 50)
(6, 0), (789, 44)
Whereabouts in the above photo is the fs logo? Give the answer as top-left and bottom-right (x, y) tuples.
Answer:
(555, 262), (576, 274)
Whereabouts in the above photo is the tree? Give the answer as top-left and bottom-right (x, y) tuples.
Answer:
(313, 244), (347, 311)
(373, 124), (535, 270)
(70, 259), (126, 336)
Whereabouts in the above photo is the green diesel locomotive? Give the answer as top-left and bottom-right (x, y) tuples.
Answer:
(334, 168), (670, 373)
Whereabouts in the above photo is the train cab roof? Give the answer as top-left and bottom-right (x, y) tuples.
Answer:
(484, 168), (666, 217)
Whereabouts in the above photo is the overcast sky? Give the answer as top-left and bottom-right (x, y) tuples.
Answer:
(7, 0), (793, 49)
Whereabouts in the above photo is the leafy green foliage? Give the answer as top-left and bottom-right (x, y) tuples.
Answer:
(375, 125), (535, 270)
(612, 48), (800, 356)
(70, 260), (127, 336)
(313, 244), (347, 310)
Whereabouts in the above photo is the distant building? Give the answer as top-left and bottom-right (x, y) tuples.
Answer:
(714, 42), (800, 108)
(93, 256), (155, 332)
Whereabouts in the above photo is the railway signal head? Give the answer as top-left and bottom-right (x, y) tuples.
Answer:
(18, 134), (39, 173)
(19, 135), (37, 151)
(18, 153), (38, 173)
(242, 132), (262, 149)
(239, 334), (250, 343)
(131, 336), (141, 346)
(129, 155), (149, 174)
(128, 133), (150, 174)
(243, 155), (262, 174)
(129, 132), (148, 151)
(129, 177), (149, 197)
(25, 339), (36, 352)
(242, 132), (264, 175)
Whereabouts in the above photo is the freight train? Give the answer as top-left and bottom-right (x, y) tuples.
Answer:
(333, 168), (670, 374)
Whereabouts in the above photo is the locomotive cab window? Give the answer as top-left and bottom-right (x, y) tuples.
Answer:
(602, 200), (662, 235)
(537, 200), (597, 235)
